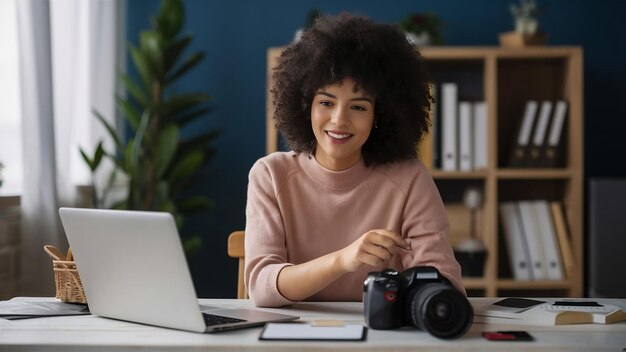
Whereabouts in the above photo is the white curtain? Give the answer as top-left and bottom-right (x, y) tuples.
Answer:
(16, 0), (122, 296)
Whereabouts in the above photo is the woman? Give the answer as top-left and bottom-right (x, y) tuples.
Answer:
(245, 14), (464, 307)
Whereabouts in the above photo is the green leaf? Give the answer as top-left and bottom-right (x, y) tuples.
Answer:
(157, 0), (184, 39)
(79, 141), (106, 172)
(105, 168), (118, 189)
(93, 141), (105, 169)
(79, 147), (95, 171)
(156, 124), (179, 177)
(168, 150), (204, 186)
(129, 44), (152, 89)
(182, 235), (202, 256)
(93, 109), (122, 151)
(162, 93), (209, 117)
(115, 94), (141, 130)
(164, 34), (193, 70)
(173, 107), (213, 127)
(178, 130), (219, 156)
(111, 199), (128, 210)
(140, 31), (163, 76)
(119, 73), (148, 105)
(166, 52), (204, 84)
(157, 200), (176, 214)
(124, 140), (137, 173)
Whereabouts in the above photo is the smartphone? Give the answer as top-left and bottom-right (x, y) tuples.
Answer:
(483, 330), (534, 341)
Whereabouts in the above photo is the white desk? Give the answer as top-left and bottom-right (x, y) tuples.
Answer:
(1, 298), (625, 351)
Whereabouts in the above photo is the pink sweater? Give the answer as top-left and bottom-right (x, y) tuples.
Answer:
(245, 152), (464, 307)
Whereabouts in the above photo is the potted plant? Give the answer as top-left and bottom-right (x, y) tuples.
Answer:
(400, 13), (444, 46)
(80, 0), (217, 254)
(499, 0), (547, 47)
(293, 8), (322, 42)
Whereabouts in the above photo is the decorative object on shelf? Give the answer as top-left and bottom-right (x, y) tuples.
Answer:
(294, 8), (322, 42)
(400, 13), (444, 46)
(0, 161), (4, 189)
(499, 0), (546, 47)
(43, 245), (87, 304)
(454, 187), (487, 277)
(79, 0), (218, 255)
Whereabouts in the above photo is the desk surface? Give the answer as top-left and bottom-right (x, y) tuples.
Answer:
(1, 298), (625, 352)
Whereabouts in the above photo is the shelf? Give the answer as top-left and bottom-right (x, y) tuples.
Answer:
(497, 279), (573, 290)
(431, 170), (488, 180)
(496, 169), (573, 179)
(462, 278), (486, 289)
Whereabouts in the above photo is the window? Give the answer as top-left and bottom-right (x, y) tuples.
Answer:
(0, 0), (23, 195)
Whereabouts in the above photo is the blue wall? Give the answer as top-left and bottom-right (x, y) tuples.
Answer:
(127, 0), (626, 298)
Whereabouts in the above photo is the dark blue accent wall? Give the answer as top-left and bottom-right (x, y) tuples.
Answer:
(127, 0), (626, 298)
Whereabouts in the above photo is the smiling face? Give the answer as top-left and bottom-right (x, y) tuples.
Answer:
(311, 77), (375, 171)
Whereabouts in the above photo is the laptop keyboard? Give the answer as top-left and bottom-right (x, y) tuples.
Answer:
(202, 312), (247, 326)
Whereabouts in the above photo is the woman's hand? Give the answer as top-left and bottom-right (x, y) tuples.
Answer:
(338, 229), (410, 272)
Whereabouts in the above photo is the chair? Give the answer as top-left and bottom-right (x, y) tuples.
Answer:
(227, 231), (247, 299)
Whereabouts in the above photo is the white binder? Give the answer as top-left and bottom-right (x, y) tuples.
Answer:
(441, 83), (458, 171)
(500, 202), (532, 280)
(473, 102), (488, 170)
(517, 201), (548, 280)
(528, 101), (553, 166)
(533, 200), (564, 280)
(459, 101), (473, 171)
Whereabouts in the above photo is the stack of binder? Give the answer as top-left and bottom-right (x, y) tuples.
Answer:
(499, 200), (575, 281)
(508, 100), (568, 168)
(418, 82), (487, 171)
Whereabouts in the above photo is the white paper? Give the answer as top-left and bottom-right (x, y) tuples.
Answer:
(260, 323), (365, 340)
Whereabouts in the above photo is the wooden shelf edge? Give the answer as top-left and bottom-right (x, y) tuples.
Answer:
(496, 169), (573, 179)
(462, 278), (486, 289)
(431, 170), (488, 179)
(496, 279), (573, 290)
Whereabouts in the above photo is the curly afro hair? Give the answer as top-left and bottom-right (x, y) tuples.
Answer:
(271, 13), (432, 166)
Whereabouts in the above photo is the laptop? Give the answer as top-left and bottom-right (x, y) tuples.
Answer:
(58, 207), (298, 333)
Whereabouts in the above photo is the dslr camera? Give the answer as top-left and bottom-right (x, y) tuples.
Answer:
(363, 266), (473, 339)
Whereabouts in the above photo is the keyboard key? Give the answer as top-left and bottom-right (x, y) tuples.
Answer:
(202, 313), (246, 326)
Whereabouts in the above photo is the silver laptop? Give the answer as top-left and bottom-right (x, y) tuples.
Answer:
(58, 207), (298, 333)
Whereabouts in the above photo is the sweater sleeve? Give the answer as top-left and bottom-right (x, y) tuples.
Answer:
(400, 163), (466, 295)
(244, 159), (296, 307)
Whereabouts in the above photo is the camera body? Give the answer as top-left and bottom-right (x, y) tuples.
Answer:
(363, 266), (473, 339)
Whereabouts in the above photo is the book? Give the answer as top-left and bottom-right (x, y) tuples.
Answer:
(441, 83), (458, 171)
(458, 101), (473, 171)
(509, 101), (538, 167)
(541, 100), (567, 167)
(527, 101), (553, 167)
(473, 298), (626, 326)
(499, 202), (532, 280)
(0, 298), (90, 320)
(533, 200), (564, 280)
(550, 201), (576, 279)
(473, 101), (488, 170)
(432, 83), (441, 169)
(517, 201), (548, 280)
(418, 83), (436, 170)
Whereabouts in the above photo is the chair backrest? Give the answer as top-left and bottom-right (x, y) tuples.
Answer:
(227, 231), (247, 299)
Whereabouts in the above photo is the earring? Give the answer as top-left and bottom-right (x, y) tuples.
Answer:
(374, 120), (378, 129)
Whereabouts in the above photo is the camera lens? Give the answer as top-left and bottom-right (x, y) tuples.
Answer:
(407, 283), (473, 339)
(430, 300), (451, 321)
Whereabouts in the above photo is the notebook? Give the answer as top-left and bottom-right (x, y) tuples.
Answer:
(58, 207), (298, 333)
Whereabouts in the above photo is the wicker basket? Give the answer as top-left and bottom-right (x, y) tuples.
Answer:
(44, 245), (87, 304)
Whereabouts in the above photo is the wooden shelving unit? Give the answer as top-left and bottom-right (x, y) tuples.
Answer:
(266, 46), (584, 297)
